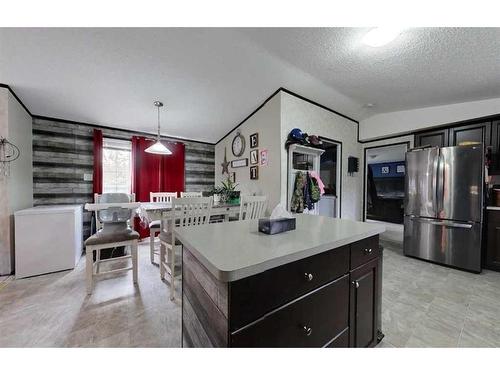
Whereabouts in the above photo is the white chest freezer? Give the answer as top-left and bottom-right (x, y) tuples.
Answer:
(14, 205), (83, 278)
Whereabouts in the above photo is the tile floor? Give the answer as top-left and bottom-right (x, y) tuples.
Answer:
(379, 242), (500, 348)
(1, 241), (499, 347)
(0, 242), (180, 347)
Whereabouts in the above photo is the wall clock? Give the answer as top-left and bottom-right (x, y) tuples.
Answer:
(232, 131), (246, 157)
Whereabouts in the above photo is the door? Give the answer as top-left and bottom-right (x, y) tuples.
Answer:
(349, 258), (379, 348)
(403, 216), (482, 272)
(449, 122), (491, 146)
(415, 128), (449, 147)
(437, 145), (483, 222)
(405, 147), (439, 218)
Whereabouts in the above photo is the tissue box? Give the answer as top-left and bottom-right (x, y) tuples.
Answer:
(258, 217), (296, 235)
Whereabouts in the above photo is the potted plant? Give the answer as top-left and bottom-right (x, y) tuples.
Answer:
(212, 177), (239, 204)
(210, 186), (224, 205)
(221, 177), (239, 204)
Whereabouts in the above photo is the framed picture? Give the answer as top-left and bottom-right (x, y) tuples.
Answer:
(260, 149), (268, 166)
(250, 149), (259, 165)
(250, 166), (259, 180)
(231, 158), (248, 168)
(249, 133), (259, 148)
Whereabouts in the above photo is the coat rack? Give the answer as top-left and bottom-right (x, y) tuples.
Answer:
(0, 137), (20, 177)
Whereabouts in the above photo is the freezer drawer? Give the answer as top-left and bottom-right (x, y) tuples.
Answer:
(403, 216), (481, 272)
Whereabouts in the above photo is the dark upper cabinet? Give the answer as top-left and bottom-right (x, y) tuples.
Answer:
(349, 257), (379, 348)
(449, 122), (491, 146)
(414, 128), (449, 148)
(491, 120), (500, 174)
(485, 210), (500, 271)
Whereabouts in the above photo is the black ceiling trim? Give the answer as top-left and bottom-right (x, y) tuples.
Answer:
(215, 88), (282, 145)
(279, 87), (359, 124)
(1, 82), (214, 146)
(0, 83), (33, 116)
(216, 87), (360, 145)
(33, 114), (215, 146)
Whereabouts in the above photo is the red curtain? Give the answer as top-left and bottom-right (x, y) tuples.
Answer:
(132, 136), (185, 238)
(92, 129), (103, 195)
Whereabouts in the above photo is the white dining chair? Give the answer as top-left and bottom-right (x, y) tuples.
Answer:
(150, 192), (177, 203)
(84, 194), (140, 295)
(149, 192), (178, 264)
(180, 191), (203, 198)
(160, 196), (212, 300)
(239, 195), (267, 221)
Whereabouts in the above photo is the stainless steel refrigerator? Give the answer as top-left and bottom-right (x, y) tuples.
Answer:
(403, 144), (484, 272)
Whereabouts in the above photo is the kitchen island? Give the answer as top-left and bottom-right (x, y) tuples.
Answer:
(175, 214), (385, 348)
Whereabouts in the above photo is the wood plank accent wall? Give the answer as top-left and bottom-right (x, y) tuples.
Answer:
(32, 118), (215, 239)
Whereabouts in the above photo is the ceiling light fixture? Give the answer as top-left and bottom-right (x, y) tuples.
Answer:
(362, 27), (403, 47)
(145, 101), (172, 155)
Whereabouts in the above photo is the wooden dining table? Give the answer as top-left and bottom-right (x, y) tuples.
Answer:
(137, 201), (241, 228)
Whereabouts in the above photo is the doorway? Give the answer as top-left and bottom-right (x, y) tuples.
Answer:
(318, 138), (342, 218)
(363, 142), (409, 224)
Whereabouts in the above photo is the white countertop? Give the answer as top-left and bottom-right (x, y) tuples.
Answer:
(174, 214), (385, 282)
(487, 206), (500, 211)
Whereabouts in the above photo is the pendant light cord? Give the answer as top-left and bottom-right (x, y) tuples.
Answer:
(157, 105), (161, 140)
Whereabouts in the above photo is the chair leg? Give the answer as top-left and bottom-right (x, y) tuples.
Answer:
(159, 242), (166, 280)
(96, 249), (100, 274)
(131, 241), (138, 284)
(170, 246), (175, 301)
(149, 230), (155, 264)
(86, 247), (94, 295)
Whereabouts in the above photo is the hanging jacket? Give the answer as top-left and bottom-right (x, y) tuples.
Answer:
(304, 172), (313, 210)
(290, 172), (306, 213)
(309, 171), (325, 195)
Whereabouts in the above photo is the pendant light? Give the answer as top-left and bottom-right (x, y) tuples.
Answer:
(145, 101), (172, 155)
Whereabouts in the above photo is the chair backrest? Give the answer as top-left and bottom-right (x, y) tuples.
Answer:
(163, 197), (212, 234)
(150, 192), (177, 203)
(180, 191), (203, 198)
(94, 193), (136, 230)
(239, 195), (267, 221)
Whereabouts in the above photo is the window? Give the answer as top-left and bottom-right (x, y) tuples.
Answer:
(102, 138), (132, 193)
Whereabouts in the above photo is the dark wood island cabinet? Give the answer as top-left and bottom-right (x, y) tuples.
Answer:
(176, 215), (385, 348)
(485, 208), (500, 271)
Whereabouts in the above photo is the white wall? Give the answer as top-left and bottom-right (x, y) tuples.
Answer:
(0, 88), (33, 275)
(214, 93), (282, 210)
(280, 92), (362, 220)
(359, 97), (500, 141)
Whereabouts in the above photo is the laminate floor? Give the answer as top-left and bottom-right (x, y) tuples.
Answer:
(1, 240), (499, 347)
(379, 243), (500, 348)
(0, 241), (181, 347)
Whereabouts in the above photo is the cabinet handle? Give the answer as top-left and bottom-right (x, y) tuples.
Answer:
(364, 248), (372, 255)
(303, 326), (313, 336)
(352, 280), (360, 288)
(304, 273), (313, 281)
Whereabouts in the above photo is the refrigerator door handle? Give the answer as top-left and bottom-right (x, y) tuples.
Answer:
(428, 221), (473, 229)
(432, 155), (439, 214)
(436, 153), (445, 214)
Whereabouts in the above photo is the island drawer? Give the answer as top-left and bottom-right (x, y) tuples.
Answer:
(229, 245), (350, 331)
(350, 235), (379, 269)
(230, 274), (349, 347)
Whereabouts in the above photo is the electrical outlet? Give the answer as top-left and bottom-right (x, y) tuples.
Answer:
(83, 173), (93, 181)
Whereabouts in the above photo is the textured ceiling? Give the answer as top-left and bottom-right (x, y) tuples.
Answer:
(1, 28), (499, 143)
(241, 27), (500, 113)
